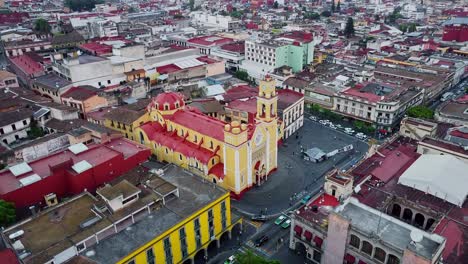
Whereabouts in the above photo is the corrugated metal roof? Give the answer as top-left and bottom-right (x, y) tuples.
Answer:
(19, 174), (41, 187)
(72, 160), (93, 174)
(174, 58), (205, 69)
(9, 162), (33, 177)
(68, 143), (89, 155)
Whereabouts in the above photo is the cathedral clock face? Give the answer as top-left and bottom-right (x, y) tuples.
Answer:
(255, 133), (263, 146)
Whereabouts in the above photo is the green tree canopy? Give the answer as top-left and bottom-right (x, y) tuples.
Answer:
(0, 200), (15, 227)
(234, 70), (250, 82)
(65, 0), (103, 12)
(321, 10), (332, 17)
(34, 18), (51, 34)
(235, 250), (280, 264)
(344, 17), (355, 38)
(304, 12), (321, 20)
(407, 106), (434, 119)
(273, 1), (279, 9)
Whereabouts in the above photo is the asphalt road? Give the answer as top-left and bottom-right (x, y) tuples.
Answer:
(232, 119), (369, 217)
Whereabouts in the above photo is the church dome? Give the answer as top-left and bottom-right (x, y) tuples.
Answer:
(149, 91), (185, 111)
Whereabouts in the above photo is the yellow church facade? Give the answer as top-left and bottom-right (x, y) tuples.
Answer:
(134, 76), (279, 196)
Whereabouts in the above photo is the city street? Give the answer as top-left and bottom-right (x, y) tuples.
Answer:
(232, 119), (369, 216)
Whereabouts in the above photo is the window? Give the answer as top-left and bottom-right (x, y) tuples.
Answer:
(210, 141), (213, 149)
(212, 159), (215, 165)
(374, 247), (386, 263)
(146, 248), (155, 264)
(361, 241), (373, 256)
(164, 104), (169, 110)
(127, 260), (135, 264)
(0, 128), (3, 135)
(349, 234), (360, 249)
(179, 154), (183, 161)
(165, 148), (169, 154)
(164, 237), (172, 264)
(107, 80), (111, 84)
(194, 135), (198, 143)
(11, 124), (16, 130)
(387, 254), (400, 264)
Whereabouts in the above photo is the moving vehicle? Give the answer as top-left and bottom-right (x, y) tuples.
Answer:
(441, 92), (454, 102)
(281, 219), (292, 228)
(251, 215), (267, 222)
(255, 235), (269, 247)
(355, 133), (367, 140)
(224, 255), (236, 264)
(274, 215), (287, 225)
(344, 128), (355, 135)
(319, 120), (328, 125)
(301, 194), (312, 204)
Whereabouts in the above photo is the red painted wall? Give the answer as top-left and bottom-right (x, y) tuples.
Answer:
(1, 149), (150, 209)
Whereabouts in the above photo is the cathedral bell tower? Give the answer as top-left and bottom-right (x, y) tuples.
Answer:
(255, 75), (278, 175)
(256, 75), (278, 122)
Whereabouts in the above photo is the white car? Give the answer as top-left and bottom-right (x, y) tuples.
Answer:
(329, 124), (337, 129)
(356, 133), (367, 140)
(336, 124), (343, 129)
(319, 120), (328, 125)
(309, 116), (317, 121)
(344, 128), (355, 135)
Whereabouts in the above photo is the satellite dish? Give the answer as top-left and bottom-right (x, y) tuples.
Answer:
(410, 230), (423, 244)
(85, 250), (96, 257)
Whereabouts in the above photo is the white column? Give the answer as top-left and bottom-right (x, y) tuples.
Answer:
(247, 143), (252, 186)
(266, 128), (270, 173)
(223, 145), (227, 175)
(235, 149), (240, 192)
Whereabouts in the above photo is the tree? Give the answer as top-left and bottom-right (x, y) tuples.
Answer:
(407, 106), (434, 119)
(321, 10), (332, 17)
(0, 200), (15, 227)
(331, 0), (335, 13)
(337, 0), (341, 12)
(34, 18), (51, 34)
(65, 0), (103, 12)
(344, 17), (355, 38)
(408, 23), (417, 32)
(273, 1), (279, 9)
(236, 250), (280, 264)
(189, 0), (195, 11)
(304, 12), (321, 20)
(28, 119), (44, 139)
(234, 70), (250, 82)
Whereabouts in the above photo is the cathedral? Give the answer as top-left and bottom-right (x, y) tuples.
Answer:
(135, 76), (279, 196)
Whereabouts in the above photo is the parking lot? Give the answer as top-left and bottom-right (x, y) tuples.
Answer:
(232, 118), (369, 216)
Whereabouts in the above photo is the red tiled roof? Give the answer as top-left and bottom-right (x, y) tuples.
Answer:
(277, 89), (304, 110)
(61, 86), (97, 101)
(341, 84), (382, 103)
(80, 42), (112, 56)
(148, 92), (185, 111)
(209, 163), (224, 180)
(196, 56), (219, 64)
(0, 249), (19, 264)
(433, 217), (467, 264)
(0, 138), (147, 195)
(187, 35), (233, 47)
(279, 31), (313, 43)
(370, 151), (413, 183)
(169, 108), (226, 141)
(0, 12), (29, 25)
(227, 97), (258, 114)
(220, 42), (245, 53)
(450, 129), (468, 139)
(156, 64), (181, 74)
(139, 121), (217, 163)
(9, 54), (43, 76)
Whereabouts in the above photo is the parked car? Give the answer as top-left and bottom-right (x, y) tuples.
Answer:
(344, 128), (355, 135)
(301, 194), (312, 204)
(319, 120), (328, 125)
(281, 219), (292, 229)
(309, 116), (317, 121)
(255, 235), (269, 247)
(251, 215), (267, 222)
(274, 215), (287, 225)
(224, 255), (236, 264)
(355, 133), (367, 140)
(329, 124), (337, 129)
(336, 124), (343, 130)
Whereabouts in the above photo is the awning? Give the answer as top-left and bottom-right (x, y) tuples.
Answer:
(304, 230), (313, 241)
(294, 225), (303, 235)
(358, 260), (367, 264)
(314, 236), (323, 248)
(345, 254), (356, 264)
